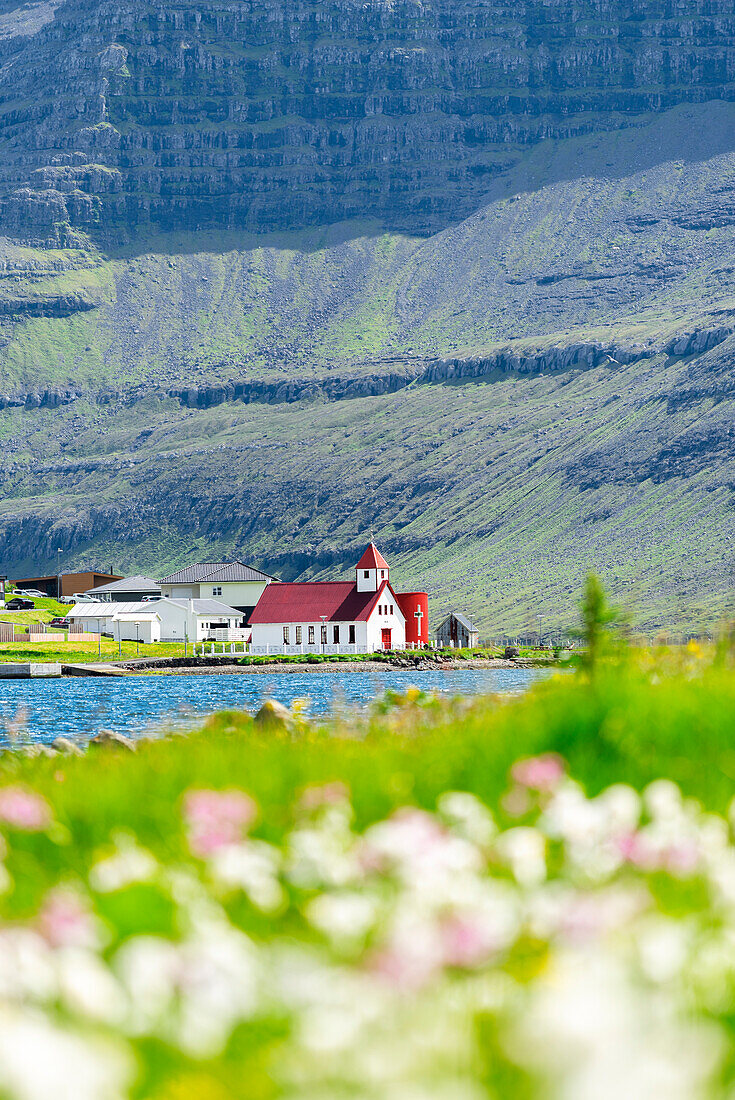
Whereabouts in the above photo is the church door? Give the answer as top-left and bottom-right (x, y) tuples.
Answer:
(381, 628), (392, 650)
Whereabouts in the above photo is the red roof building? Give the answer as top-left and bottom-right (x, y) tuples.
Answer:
(249, 545), (428, 654)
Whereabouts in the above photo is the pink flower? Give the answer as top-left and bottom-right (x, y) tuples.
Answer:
(299, 782), (350, 812)
(39, 888), (96, 949)
(0, 786), (51, 831)
(511, 754), (565, 792)
(617, 831), (660, 870)
(183, 788), (257, 857)
(440, 913), (497, 968)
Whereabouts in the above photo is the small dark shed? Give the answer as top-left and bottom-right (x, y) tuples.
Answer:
(434, 612), (480, 648)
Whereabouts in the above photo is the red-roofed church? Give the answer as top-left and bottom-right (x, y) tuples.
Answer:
(249, 544), (429, 654)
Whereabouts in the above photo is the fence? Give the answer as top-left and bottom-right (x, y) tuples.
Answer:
(190, 641), (250, 657)
(0, 622), (99, 644)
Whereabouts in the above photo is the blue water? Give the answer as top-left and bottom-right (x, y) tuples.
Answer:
(0, 667), (545, 745)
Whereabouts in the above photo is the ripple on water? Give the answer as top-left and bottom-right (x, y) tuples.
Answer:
(0, 668), (546, 746)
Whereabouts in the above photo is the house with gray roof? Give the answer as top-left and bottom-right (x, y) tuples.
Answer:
(83, 574), (162, 602)
(434, 612), (480, 649)
(157, 560), (276, 624)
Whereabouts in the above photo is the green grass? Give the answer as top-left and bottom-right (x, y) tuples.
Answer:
(0, 597), (69, 623)
(0, 639), (186, 663)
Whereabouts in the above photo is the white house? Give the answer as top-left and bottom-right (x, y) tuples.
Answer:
(112, 611), (161, 644)
(249, 544), (425, 655)
(157, 561), (275, 623)
(154, 598), (243, 642)
(67, 598), (243, 643)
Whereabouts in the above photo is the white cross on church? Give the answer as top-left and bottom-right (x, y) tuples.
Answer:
(414, 606), (424, 629)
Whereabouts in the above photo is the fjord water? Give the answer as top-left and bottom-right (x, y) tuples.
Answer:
(0, 668), (544, 745)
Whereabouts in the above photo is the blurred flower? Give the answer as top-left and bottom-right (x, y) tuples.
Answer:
(299, 782), (350, 812)
(89, 836), (157, 893)
(184, 789), (257, 857)
(495, 827), (546, 886)
(38, 888), (98, 950)
(209, 840), (285, 912)
(0, 787), (50, 832)
(511, 754), (565, 792)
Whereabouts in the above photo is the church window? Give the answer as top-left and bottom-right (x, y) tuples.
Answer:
(308, 625), (315, 644)
(283, 626), (290, 644)
(380, 570), (385, 578)
(363, 570), (370, 579)
(390, 604), (394, 614)
(333, 624), (339, 644)
(349, 624), (356, 644)
(321, 624), (328, 645)
(296, 626), (302, 644)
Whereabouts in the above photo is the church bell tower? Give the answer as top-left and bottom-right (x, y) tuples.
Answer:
(355, 543), (390, 593)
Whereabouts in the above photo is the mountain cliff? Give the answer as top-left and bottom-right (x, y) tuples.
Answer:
(0, 0), (733, 630)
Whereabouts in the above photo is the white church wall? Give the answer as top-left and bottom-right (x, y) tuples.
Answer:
(251, 619), (378, 654)
(365, 593), (405, 651)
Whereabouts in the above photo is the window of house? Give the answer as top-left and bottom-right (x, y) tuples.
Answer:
(380, 570), (385, 578)
(363, 570), (370, 578)
(296, 626), (302, 644)
(321, 624), (328, 645)
(308, 625), (315, 644)
(333, 624), (339, 644)
(390, 604), (394, 614)
(283, 625), (290, 644)
(349, 624), (356, 644)
(213, 586), (222, 596)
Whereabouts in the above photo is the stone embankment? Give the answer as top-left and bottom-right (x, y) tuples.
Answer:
(117, 654), (549, 674)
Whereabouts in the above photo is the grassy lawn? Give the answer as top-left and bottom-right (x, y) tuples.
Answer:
(0, 602), (70, 625)
(0, 639), (186, 663)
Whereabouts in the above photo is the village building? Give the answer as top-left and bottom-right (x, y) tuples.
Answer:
(157, 562), (274, 624)
(83, 574), (162, 602)
(12, 570), (122, 599)
(67, 597), (243, 643)
(434, 612), (480, 649)
(249, 544), (429, 654)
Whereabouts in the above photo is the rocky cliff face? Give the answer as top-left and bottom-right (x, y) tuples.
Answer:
(0, 0), (735, 240)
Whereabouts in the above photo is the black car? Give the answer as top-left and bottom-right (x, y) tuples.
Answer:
(5, 597), (34, 610)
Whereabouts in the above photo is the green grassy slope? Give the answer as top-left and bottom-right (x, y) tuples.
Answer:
(0, 105), (733, 630)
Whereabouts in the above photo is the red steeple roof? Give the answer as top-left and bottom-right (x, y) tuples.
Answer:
(355, 543), (389, 570)
(250, 580), (396, 624)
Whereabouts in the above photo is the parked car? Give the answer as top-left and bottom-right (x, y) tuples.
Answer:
(5, 598), (34, 610)
(14, 589), (45, 599)
(48, 617), (69, 628)
(141, 595), (162, 602)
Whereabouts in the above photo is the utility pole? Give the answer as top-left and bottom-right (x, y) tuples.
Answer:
(56, 548), (62, 601)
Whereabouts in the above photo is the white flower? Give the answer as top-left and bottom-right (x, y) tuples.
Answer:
(306, 891), (378, 944)
(56, 948), (127, 1025)
(437, 791), (497, 847)
(495, 827), (546, 886)
(0, 1005), (132, 1100)
(0, 929), (56, 1003)
(89, 836), (158, 893)
(210, 840), (285, 912)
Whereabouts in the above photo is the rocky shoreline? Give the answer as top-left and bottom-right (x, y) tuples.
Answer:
(119, 656), (551, 675)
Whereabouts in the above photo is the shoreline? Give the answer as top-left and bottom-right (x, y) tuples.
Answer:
(118, 656), (553, 676)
